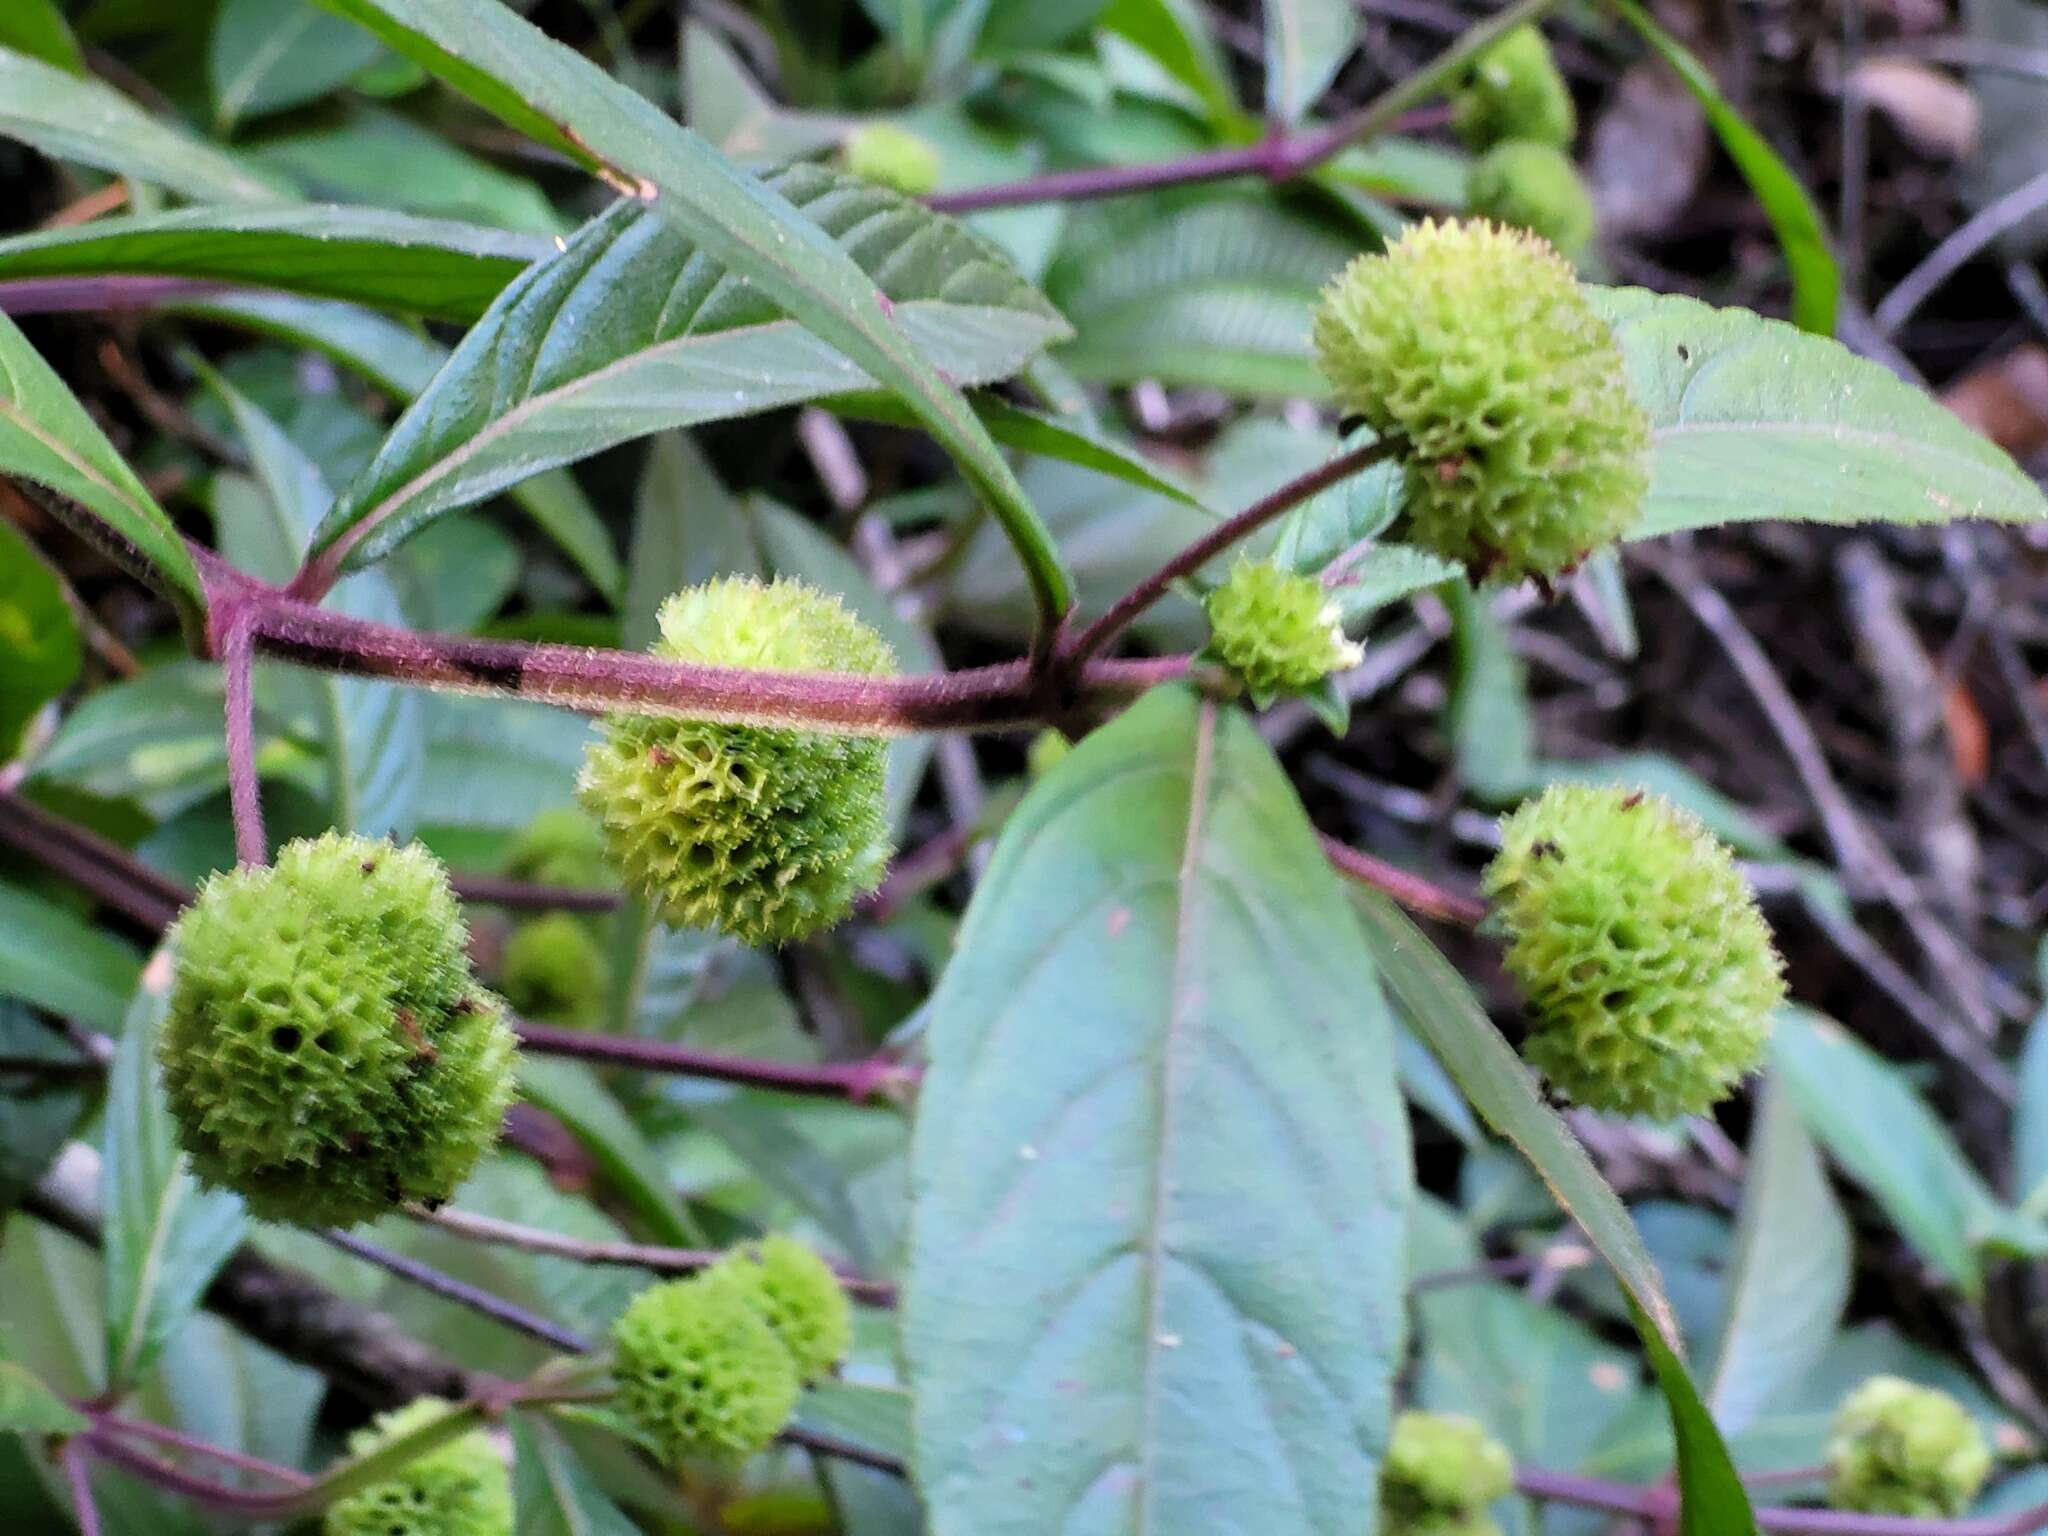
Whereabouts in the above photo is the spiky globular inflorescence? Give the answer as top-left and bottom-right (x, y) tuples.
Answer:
(1826, 1377), (1992, 1518)
(844, 123), (942, 196)
(611, 1274), (802, 1467)
(711, 1235), (851, 1384)
(578, 578), (897, 946)
(160, 833), (516, 1228)
(499, 912), (609, 1029)
(323, 1400), (512, 1536)
(503, 807), (610, 889)
(1203, 557), (1363, 705)
(1466, 141), (1596, 262)
(1312, 219), (1650, 586)
(1482, 785), (1784, 1119)
(1380, 1410), (1515, 1536)
(1450, 26), (1575, 151)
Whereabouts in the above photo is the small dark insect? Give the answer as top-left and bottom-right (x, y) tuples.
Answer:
(394, 1006), (439, 1063)
(1530, 839), (1563, 861)
(360, 859), (377, 874)
(1621, 792), (1644, 810)
(647, 744), (677, 767)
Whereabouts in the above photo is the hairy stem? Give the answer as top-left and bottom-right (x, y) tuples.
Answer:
(62, 1440), (102, 1536)
(513, 1018), (918, 1102)
(218, 607), (266, 867)
(318, 1229), (592, 1355)
(0, 786), (189, 930)
(1063, 440), (1398, 667)
(1321, 835), (1488, 927)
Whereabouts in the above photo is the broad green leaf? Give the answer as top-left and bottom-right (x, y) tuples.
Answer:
(515, 1057), (703, 1249)
(1046, 189), (1355, 395)
(30, 663), (235, 819)
(102, 967), (247, 1393)
(1770, 1007), (2001, 1295)
(411, 696), (589, 833)
(1595, 288), (2048, 537)
(1264, 0), (1355, 123)
(205, 376), (423, 837)
(1707, 1082), (1851, 1438)
(512, 1413), (641, 1536)
(1100, 0), (1239, 125)
(980, 0), (1112, 53)
(0, 208), (551, 323)
(0, 521), (79, 757)
(907, 687), (1411, 1535)
(0, 0), (83, 74)
(306, 0), (1073, 623)
(1348, 889), (1680, 1347)
(316, 179), (1068, 572)
(1446, 583), (1536, 805)
(1608, 1), (1836, 336)
(794, 1378), (914, 1465)
(0, 881), (142, 1034)
(209, 0), (384, 130)
(0, 46), (287, 205)
(0, 1355), (86, 1436)
(0, 1002), (97, 1218)
(0, 310), (207, 637)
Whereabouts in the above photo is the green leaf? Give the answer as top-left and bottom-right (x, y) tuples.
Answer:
(315, 179), (1068, 573)
(1634, 1301), (1762, 1536)
(1594, 288), (2048, 538)
(907, 687), (1411, 1533)
(1046, 189), (1355, 396)
(0, 0), (83, 74)
(0, 521), (79, 757)
(410, 696), (589, 833)
(1263, 0), (1355, 124)
(515, 1057), (704, 1249)
(0, 309), (207, 638)
(306, 0), (1074, 625)
(1446, 583), (1536, 805)
(0, 1354), (87, 1436)
(204, 376), (423, 837)
(511, 1412), (641, 1536)
(29, 663), (234, 820)
(1608, 0), (1836, 336)
(0, 880), (142, 1034)
(1347, 888), (1680, 1347)
(102, 966), (247, 1393)
(0, 46), (288, 205)
(0, 208), (550, 323)
(1706, 1081), (1850, 1438)
(1770, 1007), (2001, 1296)
(1099, 0), (1239, 125)
(794, 1378), (914, 1465)
(209, 0), (384, 130)
(0, 1002), (97, 1219)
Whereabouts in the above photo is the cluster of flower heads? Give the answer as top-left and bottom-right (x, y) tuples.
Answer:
(324, 1400), (511, 1536)
(1312, 218), (1649, 587)
(1450, 28), (1595, 262)
(1380, 1411), (1514, 1536)
(1483, 784), (1784, 1119)
(610, 1236), (852, 1467)
(579, 577), (897, 947)
(160, 833), (515, 1228)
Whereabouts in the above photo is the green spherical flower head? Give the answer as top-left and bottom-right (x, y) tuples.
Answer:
(1381, 1411), (1514, 1536)
(160, 833), (516, 1228)
(578, 577), (898, 947)
(324, 1399), (512, 1536)
(1467, 141), (1596, 262)
(1827, 1377), (1992, 1518)
(1313, 219), (1650, 586)
(611, 1275), (801, 1466)
(1451, 26), (1574, 151)
(504, 807), (609, 889)
(499, 912), (609, 1029)
(844, 123), (942, 196)
(1204, 557), (1363, 703)
(1483, 785), (1784, 1119)
(713, 1235), (851, 1384)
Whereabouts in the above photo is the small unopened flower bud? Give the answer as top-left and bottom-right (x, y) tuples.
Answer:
(1451, 26), (1575, 152)
(844, 123), (943, 196)
(1827, 1377), (1992, 1518)
(1203, 557), (1362, 705)
(1381, 1410), (1514, 1536)
(1466, 141), (1596, 262)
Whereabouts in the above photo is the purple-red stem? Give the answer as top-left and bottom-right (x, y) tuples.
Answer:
(92, 1412), (312, 1487)
(0, 277), (234, 315)
(217, 606), (265, 867)
(0, 786), (187, 930)
(514, 1018), (917, 1102)
(1062, 440), (1398, 667)
(1321, 834), (1488, 927)
(62, 1440), (102, 1536)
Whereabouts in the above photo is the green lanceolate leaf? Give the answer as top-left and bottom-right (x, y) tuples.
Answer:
(0, 46), (288, 205)
(0, 0), (83, 75)
(0, 521), (80, 756)
(907, 687), (1411, 1535)
(1770, 1007), (2002, 1295)
(209, 0), (386, 131)
(0, 208), (550, 323)
(511, 1413), (641, 1536)
(1634, 1301), (1762, 1536)
(1608, 0), (1837, 337)
(0, 310), (207, 638)
(1706, 1080), (1851, 1438)
(1595, 288), (2048, 538)
(306, 0), (1075, 624)
(0, 881), (141, 1034)
(515, 1057), (703, 1250)
(102, 965), (247, 1394)
(1263, 0), (1356, 124)
(0, 1352), (87, 1437)
(315, 176), (1069, 572)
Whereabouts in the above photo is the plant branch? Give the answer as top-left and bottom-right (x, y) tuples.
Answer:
(1063, 439), (1398, 668)
(0, 785), (190, 930)
(513, 1018), (918, 1103)
(1321, 835), (1488, 926)
(317, 1228), (593, 1355)
(448, 874), (620, 913)
(217, 606), (266, 867)
(62, 1439), (102, 1536)
(926, 0), (1567, 216)
(91, 1411), (312, 1487)
(409, 1205), (899, 1305)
